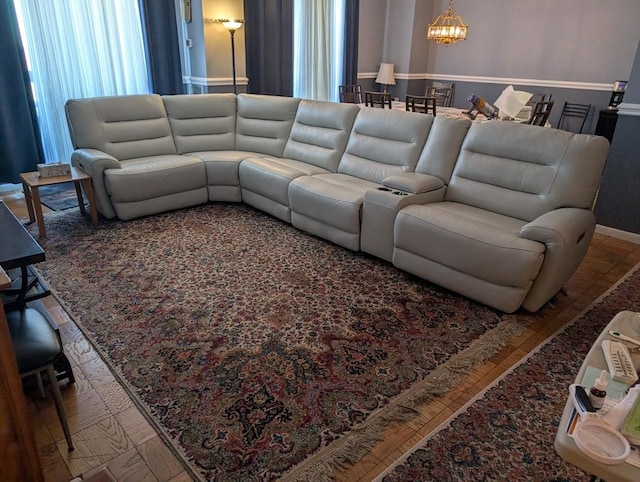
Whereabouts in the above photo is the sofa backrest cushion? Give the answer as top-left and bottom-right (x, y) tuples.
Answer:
(283, 100), (359, 172)
(163, 94), (236, 154)
(236, 94), (301, 157)
(415, 116), (472, 184)
(65, 94), (177, 160)
(445, 121), (609, 221)
(338, 108), (433, 183)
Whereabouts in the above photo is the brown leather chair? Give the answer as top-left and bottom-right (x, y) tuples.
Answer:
(339, 84), (363, 104)
(406, 95), (437, 115)
(364, 91), (391, 108)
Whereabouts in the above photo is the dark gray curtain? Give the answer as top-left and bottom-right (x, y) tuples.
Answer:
(0, 0), (44, 183)
(344, 0), (359, 85)
(244, 0), (294, 96)
(138, 0), (184, 95)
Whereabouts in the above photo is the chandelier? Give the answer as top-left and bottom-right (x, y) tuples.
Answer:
(426, 0), (468, 45)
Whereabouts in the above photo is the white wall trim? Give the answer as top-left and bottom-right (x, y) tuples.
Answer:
(358, 72), (613, 91)
(616, 102), (640, 117)
(596, 224), (640, 244)
(188, 76), (249, 87)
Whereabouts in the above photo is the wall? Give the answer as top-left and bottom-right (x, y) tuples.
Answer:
(186, 0), (247, 93)
(359, 0), (640, 130)
(359, 0), (640, 234)
(595, 38), (640, 235)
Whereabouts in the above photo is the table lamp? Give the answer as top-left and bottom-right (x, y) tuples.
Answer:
(375, 63), (395, 94)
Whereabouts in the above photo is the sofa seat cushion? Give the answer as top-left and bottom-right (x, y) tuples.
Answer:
(240, 157), (331, 207)
(395, 202), (544, 289)
(188, 150), (259, 186)
(105, 155), (206, 203)
(288, 173), (380, 250)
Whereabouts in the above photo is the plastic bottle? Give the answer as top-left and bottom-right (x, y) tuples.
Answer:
(589, 370), (608, 409)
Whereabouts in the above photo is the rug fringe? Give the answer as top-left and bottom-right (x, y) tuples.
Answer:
(281, 313), (537, 481)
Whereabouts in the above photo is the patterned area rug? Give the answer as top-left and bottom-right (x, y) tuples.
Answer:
(378, 262), (640, 481)
(38, 183), (82, 211)
(35, 204), (543, 481)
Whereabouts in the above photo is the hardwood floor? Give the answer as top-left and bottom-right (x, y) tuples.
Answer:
(2, 185), (639, 482)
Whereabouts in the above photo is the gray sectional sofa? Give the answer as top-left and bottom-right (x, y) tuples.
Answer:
(65, 93), (609, 313)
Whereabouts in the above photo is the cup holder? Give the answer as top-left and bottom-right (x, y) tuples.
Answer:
(377, 186), (409, 196)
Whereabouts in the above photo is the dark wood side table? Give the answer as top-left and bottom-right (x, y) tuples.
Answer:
(20, 165), (98, 238)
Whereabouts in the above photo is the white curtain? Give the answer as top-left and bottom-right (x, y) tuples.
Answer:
(14, 0), (150, 164)
(293, 0), (345, 102)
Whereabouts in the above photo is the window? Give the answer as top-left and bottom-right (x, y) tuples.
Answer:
(293, 0), (345, 102)
(14, 0), (150, 163)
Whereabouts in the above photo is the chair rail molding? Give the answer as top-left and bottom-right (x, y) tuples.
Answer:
(358, 72), (612, 91)
(616, 102), (640, 117)
(188, 76), (249, 87)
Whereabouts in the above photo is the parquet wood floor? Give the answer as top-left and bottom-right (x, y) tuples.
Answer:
(2, 185), (639, 481)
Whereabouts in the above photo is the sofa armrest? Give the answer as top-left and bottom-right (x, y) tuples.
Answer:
(519, 208), (596, 311)
(71, 149), (122, 219)
(383, 173), (444, 194)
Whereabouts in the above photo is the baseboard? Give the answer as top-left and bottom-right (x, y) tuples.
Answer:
(596, 224), (640, 244)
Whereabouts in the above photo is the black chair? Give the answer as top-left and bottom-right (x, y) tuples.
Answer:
(557, 101), (592, 133)
(527, 100), (554, 127)
(364, 91), (391, 109)
(7, 307), (74, 451)
(406, 95), (437, 115)
(339, 84), (363, 104)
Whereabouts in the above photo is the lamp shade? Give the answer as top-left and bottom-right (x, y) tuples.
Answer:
(217, 18), (244, 31)
(375, 63), (396, 86)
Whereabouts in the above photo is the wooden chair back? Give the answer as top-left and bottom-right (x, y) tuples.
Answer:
(527, 100), (554, 126)
(364, 91), (392, 109)
(406, 95), (437, 115)
(339, 84), (363, 104)
(425, 86), (453, 107)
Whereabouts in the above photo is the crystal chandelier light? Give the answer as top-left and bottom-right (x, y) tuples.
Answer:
(426, 0), (468, 45)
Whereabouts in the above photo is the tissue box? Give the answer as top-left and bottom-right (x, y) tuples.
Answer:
(37, 162), (71, 178)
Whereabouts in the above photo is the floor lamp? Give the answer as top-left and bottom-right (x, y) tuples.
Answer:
(217, 19), (244, 94)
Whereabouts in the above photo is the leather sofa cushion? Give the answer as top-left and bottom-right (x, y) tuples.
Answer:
(283, 99), (359, 172)
(289, 173), (379, 232)
(105, 155), (206, 203)
(240, 157), (331, 206)
(415, 115), (471, 184)
(66, 94), (177, 161)
(236, 94), (300, 157)
(163, 94), (237, 154)
(337, 108), (433, 183)
(446, 121), (609, 221)
(395, 202), (544, 288)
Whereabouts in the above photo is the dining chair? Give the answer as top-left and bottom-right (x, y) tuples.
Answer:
(425, 83), (454, 107)
(339, 84), (363, 104)
(527, 93), (552, 105)
(527, 100), (554, 127)
(557, 101), (592, 133)
(7, 307), (75, 451)
(364, 91), (392, 109)
(406, 95), (437, 115)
